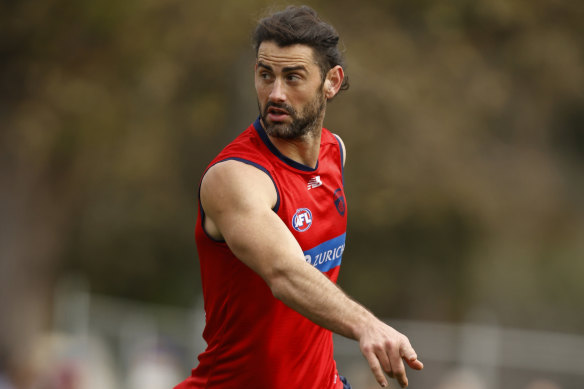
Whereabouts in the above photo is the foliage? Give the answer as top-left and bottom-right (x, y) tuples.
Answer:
(1, 0), (583, 353)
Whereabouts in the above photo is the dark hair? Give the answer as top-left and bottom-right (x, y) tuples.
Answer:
(252, 5), (349, 91)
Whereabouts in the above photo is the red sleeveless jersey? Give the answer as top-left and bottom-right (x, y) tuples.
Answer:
(176, 118), (347, 389)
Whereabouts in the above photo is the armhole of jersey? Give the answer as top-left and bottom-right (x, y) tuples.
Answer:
(332, 134), (345, 185)
(198, 157), (281, 243)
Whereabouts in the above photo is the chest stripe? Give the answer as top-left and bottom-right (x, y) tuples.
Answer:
(303, 233), (346, 272)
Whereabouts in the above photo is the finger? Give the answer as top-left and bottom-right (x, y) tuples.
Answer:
(389, 348), (408, 388)
(376, 346), (392, 374)
(362, 348), (389, 387)
(398, 337), (418, 361)
(406, 357), (424, 371)
(399, 338), (424, 370)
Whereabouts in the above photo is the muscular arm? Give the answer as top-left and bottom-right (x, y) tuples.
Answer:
(200, 159), (422, 388)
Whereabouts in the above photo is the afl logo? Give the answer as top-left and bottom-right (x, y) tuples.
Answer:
(292, 208), (313, 232)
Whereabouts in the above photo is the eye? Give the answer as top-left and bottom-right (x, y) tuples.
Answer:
(258, 71), (273, 81)
(286, 73), (301, 82)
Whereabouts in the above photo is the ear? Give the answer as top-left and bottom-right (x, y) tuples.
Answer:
(324, 65), (344, 100)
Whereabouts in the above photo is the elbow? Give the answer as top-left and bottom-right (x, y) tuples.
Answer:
(264, 268), (290, 302)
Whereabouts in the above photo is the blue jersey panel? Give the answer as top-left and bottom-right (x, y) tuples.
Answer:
(303, 233), (346, 273)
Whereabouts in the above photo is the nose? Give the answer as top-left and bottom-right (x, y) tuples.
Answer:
(268, 78), (286, 103)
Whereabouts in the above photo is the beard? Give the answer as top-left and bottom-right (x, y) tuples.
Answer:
(258, 90), (326, 140)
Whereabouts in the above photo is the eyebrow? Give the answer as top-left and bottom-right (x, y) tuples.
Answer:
(257, 62), (308, 73)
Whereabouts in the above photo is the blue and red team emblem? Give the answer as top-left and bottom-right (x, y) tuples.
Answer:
(292, 208), (313, 232)
(334, 189), (345, 216)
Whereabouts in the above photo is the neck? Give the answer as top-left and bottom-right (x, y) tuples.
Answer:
(261, 119), (323, 169)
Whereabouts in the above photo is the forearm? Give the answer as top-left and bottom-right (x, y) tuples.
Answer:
(267, 257), (375, 340)
(223, 215), (374, 339)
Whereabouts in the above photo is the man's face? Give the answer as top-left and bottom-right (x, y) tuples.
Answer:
(255, 41), (327, 139)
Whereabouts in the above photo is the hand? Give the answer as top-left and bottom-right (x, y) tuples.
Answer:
(358, 320), (423, 388)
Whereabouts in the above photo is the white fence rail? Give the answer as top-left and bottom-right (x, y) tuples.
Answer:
(47, 278), (584, 389)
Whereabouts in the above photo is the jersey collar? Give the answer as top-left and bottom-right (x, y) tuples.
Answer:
(253, 117), (319, 172)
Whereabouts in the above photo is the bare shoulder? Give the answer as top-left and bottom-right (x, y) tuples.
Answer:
(333, 133), (347, 167)
(199, 160), (278, 240)
(201, 160), (278, 215)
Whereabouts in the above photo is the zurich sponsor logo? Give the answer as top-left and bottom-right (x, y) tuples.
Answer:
(292, 208), (312, 232)
(303, 233), (346, 273)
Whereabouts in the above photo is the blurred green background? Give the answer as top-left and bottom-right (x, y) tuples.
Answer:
(1, 0), (583, 387)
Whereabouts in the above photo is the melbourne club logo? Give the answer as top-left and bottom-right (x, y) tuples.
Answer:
(292, 208), (313, 232)
(307, 175), (322, 190)
(334, 189), (345, 216)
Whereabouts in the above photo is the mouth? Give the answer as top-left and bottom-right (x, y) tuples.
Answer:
(266, 106), (290, 122)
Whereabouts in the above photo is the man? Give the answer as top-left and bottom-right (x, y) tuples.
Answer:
(175, 6), (423, 389)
